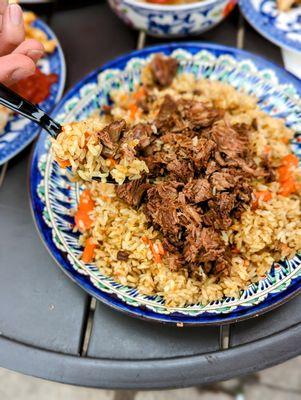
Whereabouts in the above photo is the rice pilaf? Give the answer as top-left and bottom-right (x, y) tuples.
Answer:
(52, 55), (301, 307)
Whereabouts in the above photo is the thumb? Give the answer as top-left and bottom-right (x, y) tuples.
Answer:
(0, 53), (35, 86)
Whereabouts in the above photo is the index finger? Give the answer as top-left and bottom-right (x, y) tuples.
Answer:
(0, 0), (8, 31)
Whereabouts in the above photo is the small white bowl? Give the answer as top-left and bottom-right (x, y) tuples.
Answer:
(107, 0), (237, 38)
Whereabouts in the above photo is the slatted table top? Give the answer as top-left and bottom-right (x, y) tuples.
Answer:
(0, 1), (301, 389)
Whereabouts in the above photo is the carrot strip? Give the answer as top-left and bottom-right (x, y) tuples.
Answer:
(156, 241), (165, 255)
(57, 158), (71, 168)
(74, 190), (95, 231)
(279, 178), (297, 197)
(129, 103), (138, 120)
(133, 87), (146, 101)
(141, 236), (149, 244)
(252, 191), (272, 209)
(277, 154), (299, 196)
(282, 154), (299, 167)
(82, 237), (96, 263)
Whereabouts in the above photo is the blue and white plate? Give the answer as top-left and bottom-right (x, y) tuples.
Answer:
(0, 18), (66, 165)
(30, 43), (301, 325)
(239, 0), (301, 53)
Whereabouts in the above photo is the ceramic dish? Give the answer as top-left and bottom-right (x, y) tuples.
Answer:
(30, 43), (301, 326)
(0, 18), (66, 166)
(239, 0), (301, 53)
(107, 0), (237, 37)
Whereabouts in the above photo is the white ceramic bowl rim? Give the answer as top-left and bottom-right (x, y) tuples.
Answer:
(123, 0), (225, 12)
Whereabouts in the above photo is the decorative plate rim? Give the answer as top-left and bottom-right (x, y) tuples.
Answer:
(30, 42), (301, 325)
(239, 0), (301, 53)
(0, 17), (66, 165)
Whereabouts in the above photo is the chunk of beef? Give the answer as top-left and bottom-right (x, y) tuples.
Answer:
(155, 95), (185, 133)
(183, 179), (212, 203)
(116, 179), (151, 207)
(261, 153), (276, 182)
(166, 158), (194, 182)
(179, 99), (222, 129)
(145, 182), (182, 237)
(177, 203), (202, 226)
(127, 123), (153, 151)
(211, 120), (249, 159)
(99, 119), (126, 157)
(210, 169), (238, 191)
(149, 54), (179, 87)
(192, 138), (216, 168)
(184, 226), (226, 264)
(117, 250), (130, 261)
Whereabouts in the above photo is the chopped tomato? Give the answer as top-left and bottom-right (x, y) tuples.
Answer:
(82, 237), (96, 263)
(11, 68), (58, 104)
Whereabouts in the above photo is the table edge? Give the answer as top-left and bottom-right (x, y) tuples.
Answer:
(0, 321), (300, 389)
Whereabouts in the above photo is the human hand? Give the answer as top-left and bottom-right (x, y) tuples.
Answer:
(0, 1), (44, 85)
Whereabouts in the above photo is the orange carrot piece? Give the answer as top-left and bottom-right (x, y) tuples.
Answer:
(129, 103), (138, 120)
(133, 87), (145, 101)
(57, 158), (71, 168)
(278, 166), (292, 183)
(74, 190), (95, 231)
(279, 178), (297, 197)
(108, 157), (116, 167)
(82, 237), (96, 263)
(263, 145), (271, 154)
(282, 154), (299, 167)
(252, 191), (272, 209)
(156, 241), (165, 255)
(141, 236), (149, 244)
(281, 137), (290, 144)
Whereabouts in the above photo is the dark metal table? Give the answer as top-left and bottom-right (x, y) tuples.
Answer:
(0, 2), (301, 389)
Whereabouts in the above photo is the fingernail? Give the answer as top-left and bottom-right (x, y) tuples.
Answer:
(11, 68), (31, 82)
(9, 4), (23, 26)
(27, 49), (44, 59)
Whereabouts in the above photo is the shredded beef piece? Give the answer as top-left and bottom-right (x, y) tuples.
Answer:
(261, 153), (276, 182)
(127, 123), (153, 150)
(116, 179), (151, 207)
(145, 182), (182, 237)
(179, 99), (222, 129)
(166, 158), (194, 182)
(210, 169), (238, 191)
(192, 138), (216, 168)
(149, 54), (179, 87)
(117, 250), (130, 261)
(211, 120), (249, 159)
(155, 95), (186, 133)
(183, 179), (212, 203)
(217, 192), (236, 214)
(99, 119), (126, 157)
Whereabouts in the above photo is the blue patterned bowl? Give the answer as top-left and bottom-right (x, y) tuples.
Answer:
(239, 0), (301, 53)
(30, 43), (301, 325)
(107, 0), (237, 37)
(0, 18), (66, 165)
